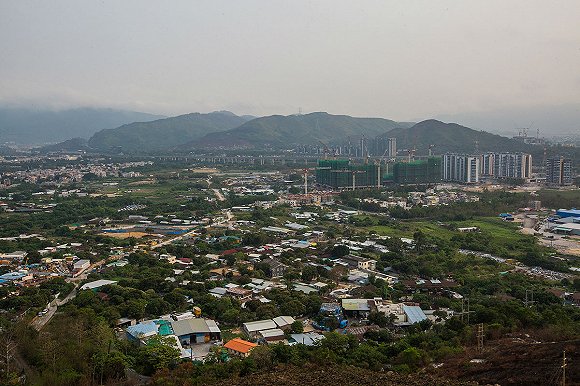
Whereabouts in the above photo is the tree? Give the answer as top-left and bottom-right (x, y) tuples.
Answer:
(413, 230), (426, 253)
(0, 331), (17, 379)
(249, 345), (274, 370)
(136, 336), (180, 375)
(92, 351), (129, 384)
(395, 347), (426, 370)
(329, 266), (347, 285)
(290, 320), (304, 334)
(368, 311), (389, 328)
(332, 245), (350, 258)
(301, 266), (318, 282)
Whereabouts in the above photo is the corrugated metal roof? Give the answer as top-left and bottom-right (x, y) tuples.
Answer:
(243, 319), (277, 332)
(171, 318), (211, 337)
(273, 315), (295, 327)
(259, 328), (285, 338)
(342, 299), (371, 311)
(402, 305), (427, 324)
(289, 333), (324, 346)
(205, 319), (221, 333)
(127, 321), (158, 339)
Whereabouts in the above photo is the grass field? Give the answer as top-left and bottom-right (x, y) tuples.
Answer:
(368, 217), (524, 243)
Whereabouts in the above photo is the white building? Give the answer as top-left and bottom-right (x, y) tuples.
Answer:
(442, 154), (480, 183)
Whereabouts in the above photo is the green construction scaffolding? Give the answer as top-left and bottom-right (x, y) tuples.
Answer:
(392, 157), (441, 184)
(316, 159), (381, 189)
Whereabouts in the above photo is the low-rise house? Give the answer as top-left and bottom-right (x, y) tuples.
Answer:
(243, 319), (277, 338)
(273, 315), (295, 330)
(73, 259), (90, 275)
(259, 328), (285, 343)
(209, 287), (227, 298)
(224, 338), (257, 358)
(288, 332), (324, 346)
(171, 318), (221, 346)
(126, 321), (159, 343)
(80, 279), (117, 291)
(340, 255), (376, 271)
(293, 283), (318, 294)
(226, 287), (253, 301)
(341, 298), (372, 318)
(260, 258), (288, 278)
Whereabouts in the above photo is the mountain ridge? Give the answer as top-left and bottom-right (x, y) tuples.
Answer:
(383, 119), (534, 154)
(88, 111), (252, 152)
(183, 112), (414, 149)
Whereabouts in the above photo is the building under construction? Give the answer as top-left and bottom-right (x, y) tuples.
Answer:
(392, 157), (441, 184)
(316, 159), (381, 189)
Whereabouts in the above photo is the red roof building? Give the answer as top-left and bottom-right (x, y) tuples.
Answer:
(223, 338), (257, 358)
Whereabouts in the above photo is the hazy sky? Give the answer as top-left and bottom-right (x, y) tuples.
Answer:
(1, 0), (579, 121)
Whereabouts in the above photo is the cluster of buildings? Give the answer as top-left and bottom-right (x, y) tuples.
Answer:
(0, 158), (153, 187)
(547, 209), (580, 236)
(360, 189), (480, 210)
(296, 137), (397, 159)
(314, 152), (574, 187)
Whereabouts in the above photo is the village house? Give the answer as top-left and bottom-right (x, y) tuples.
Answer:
(223, 338), (257, 358)
(340, 255), (377, 271)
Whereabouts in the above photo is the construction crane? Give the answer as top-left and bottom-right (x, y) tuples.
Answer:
(374, 159), (382, 188)
(428, 144), (435, 157)
(318, 140), (329, 160)
(302, 168), (309, 195)
(331, 169), (365, 190)
(301, 168), (315, 195)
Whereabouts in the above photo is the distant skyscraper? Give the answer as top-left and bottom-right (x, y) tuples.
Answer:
(546, 156), (572, 186)
(481, 152), (532, 179)
(442, 153), (480, 183)
(387, 138), (397, 158)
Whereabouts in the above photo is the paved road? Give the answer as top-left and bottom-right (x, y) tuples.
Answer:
(212, 188), (225, 201)
(28, 260), (104, 331)
(30, 286), (78, 331)
(151, 229), (198, 250)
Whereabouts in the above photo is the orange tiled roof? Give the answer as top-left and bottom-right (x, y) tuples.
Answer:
(224, 338), (257, 354)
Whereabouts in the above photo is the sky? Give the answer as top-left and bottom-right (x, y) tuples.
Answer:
(1, 0), (579, 128)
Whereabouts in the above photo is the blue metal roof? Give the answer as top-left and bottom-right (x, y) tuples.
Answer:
(556, 209), (580, 218)
(0, 272), (26, 281)
(402, 305), (427, 324)
(126, 321), (158, 339)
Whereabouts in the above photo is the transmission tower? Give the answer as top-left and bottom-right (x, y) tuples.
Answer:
(476, 323), (484, 353)
(459, 298), (475, 324)
(524, 289), (536, 307)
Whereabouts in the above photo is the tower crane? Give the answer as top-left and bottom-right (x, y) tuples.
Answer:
(428, 144), (435, 157)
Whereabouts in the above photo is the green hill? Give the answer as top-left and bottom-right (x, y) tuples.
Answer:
(185, 112), (413, 149)
(88, 111), (251, 152)
(35, 137), (89, 153)
(384, 119), (534, 154)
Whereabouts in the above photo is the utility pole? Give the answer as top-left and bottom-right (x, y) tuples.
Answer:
(562, 350), (567, 386)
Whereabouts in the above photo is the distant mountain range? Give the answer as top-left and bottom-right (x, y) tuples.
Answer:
(23, 109), (573, 162)
(88, 111), (253, 152)
(181, 112), (413, 149)
(0, 107), (164, 145)
(383, 119), (533, 154)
